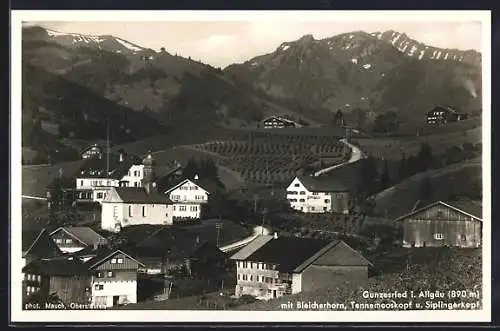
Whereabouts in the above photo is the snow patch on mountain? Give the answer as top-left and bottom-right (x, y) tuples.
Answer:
(362, 64), (371, 69)
(115, 38), (143, 52)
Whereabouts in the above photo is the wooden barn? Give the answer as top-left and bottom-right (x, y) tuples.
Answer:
(394, 200), (482, 248)
(426, 106), (469, 125)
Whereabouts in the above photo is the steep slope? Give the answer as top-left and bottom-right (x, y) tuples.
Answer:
(225, 31), (482, 123)
(22, 26), (315, 128)
(372, 30), (481, 66)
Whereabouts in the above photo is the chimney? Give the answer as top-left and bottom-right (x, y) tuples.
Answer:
(273, 232), (278, 239)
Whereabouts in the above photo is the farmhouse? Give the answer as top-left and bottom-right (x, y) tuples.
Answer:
(230, 234), (371, 300)
(80, 144), (104, 160)
(426, 106), (469, 125)
(23, 248), (145, 308)
(261, 115), (299, 129)
(50, 227), (109, 254)
(74, 150), (146, 204)
(86, 248), (145, 307)
(163, 176), (212, 220)
(395, 200), (482, 248)
(286, 176), (351, 214)
(22, 229), (63, 268)
(22, 256), (92, 305)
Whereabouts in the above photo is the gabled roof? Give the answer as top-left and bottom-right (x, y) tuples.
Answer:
(22, 256), (91, 276)
(80, 144), (104, 155)
(164, 178), (213, 194)
(22, 229), (63, 258)
(85, 249), (145, 269)
(394, 200), (482, 222)
(244, 237), (333, 273)
(293, 175), (349, 193)
(104, 187), (172, 204)
(50, 227), (109, 247)
(230, 235), (274, 260)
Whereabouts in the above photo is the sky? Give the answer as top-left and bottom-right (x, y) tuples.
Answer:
(30, 20), (482, 68)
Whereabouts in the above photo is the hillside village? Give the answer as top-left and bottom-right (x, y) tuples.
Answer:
(20, 24), (483, 311)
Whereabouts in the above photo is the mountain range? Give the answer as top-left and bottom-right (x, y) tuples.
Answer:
(21, 25), (482, 163)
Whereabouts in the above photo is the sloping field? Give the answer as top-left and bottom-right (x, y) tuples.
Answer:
(356, 127), (481, 159)
(372, 158), (482, 219)
(21, 159), (86, 197)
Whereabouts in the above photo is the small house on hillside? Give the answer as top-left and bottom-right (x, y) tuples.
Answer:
(261, 115), (299, 129)
(50, 227), (109, 254)
(230, 234), (371, 300)
(394, 200), (482, 248)
(81, 144), (104, 160)
(286, 176), (352, 214)
(426, 106), (469, 125)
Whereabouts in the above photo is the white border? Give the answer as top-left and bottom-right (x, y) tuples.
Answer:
(10, 10), (491, 323)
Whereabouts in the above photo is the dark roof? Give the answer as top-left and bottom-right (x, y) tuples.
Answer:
(51, 227), (108, 246)
(445, 200), (482, 219)
(296, 175), (349, 192)
(76, 154), (142, 179)
(111, 187), (172, 204)
(245, 237), (332, 273)
(22, 257), (91, 276)
(22, 229), (63, 258)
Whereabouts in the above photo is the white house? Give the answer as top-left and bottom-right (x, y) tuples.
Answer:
(86, 249), (145, 307)
(164, 176), (210, 219)
(75, 150), (145, 204)
(101, 186), (174, 232)
(286, 176), (351, 214)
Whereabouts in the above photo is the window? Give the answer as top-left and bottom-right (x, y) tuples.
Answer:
(190, 206), (198, 212)
(324, 199), (330, 203)
(142, 206), (146, 217)
(323, 207), (327, 211)
(129, 205), (133, 217)
(95, 284), (104, 290)
(80, 180), (84, 187)
(460, 234), (467, 241)
(97, 272), (103, 278)
(263, 263), (267, 269)
(311, 207), (315, 211)
(271, 264), (276, 270)
(179, 206), (187, 211)
(249, 275), (253, 281)
(237, 274), (241, 280)
(434, 233), (444, 240)
(55, 239), (62, 244)
(294, 183), (300, 187)
(117, 258), (123, 263)
(436, 211), (444, 218)
(97, 192), (103, 199)
(65, 239), (72, 244)
(173, 206), (176, 211)
(299, 199), (305, 202)
(27, 274), (31, 281)
(312, 192), (318, 195)
(300, 191), (306, 195)
(111, 258), (117, 264)
(107, 271), (114, 277)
